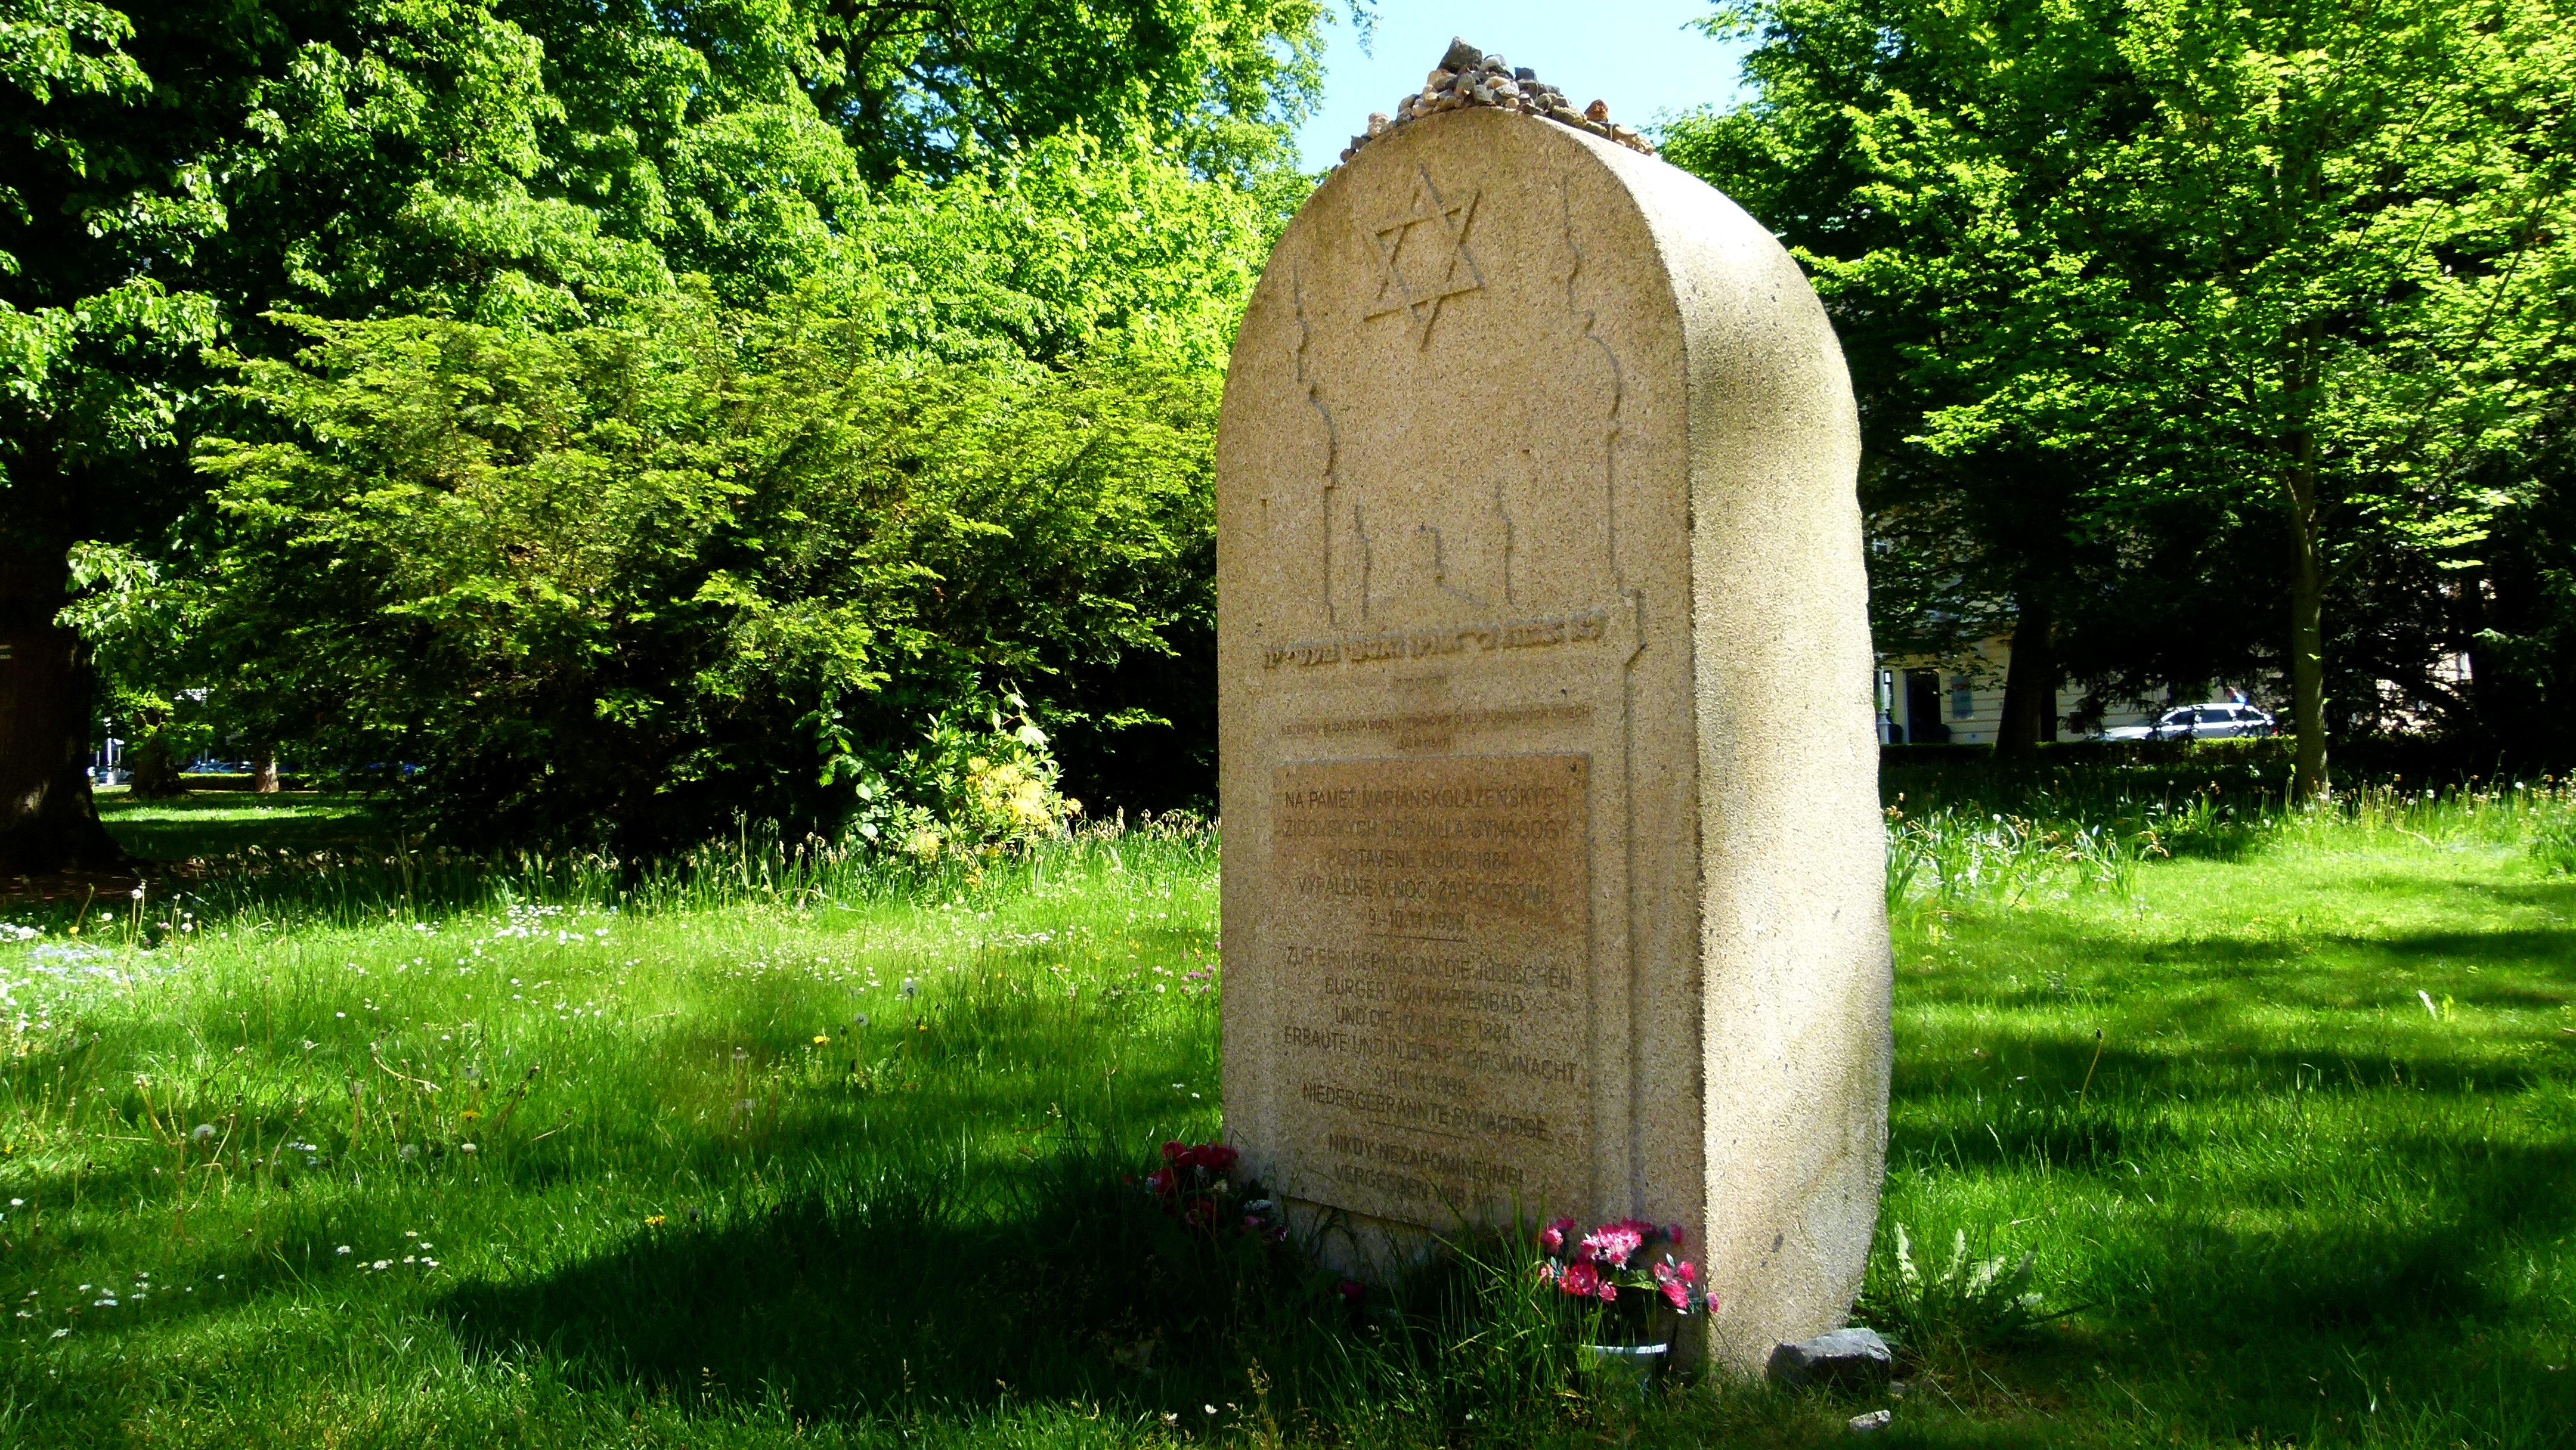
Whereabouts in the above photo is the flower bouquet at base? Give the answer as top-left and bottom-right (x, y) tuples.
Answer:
(1534, 1216), (1717, 1383)
(1142, 1139), (1289, 1243)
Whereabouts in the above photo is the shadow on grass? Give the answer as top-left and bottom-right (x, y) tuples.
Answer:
(432, 1147), (1340, 1423)
(97, 791), (382, 864)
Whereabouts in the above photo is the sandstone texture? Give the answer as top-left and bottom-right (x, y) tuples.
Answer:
(1216, 92), (1889, 1370)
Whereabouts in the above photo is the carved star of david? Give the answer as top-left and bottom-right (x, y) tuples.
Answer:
(1365, 167), (1482, 349)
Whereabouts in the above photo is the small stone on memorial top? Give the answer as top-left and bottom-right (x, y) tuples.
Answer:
(1515, 66), (1537, 82)
(1586, 98), (1611, 121)
(1440, 35), (1483, 72)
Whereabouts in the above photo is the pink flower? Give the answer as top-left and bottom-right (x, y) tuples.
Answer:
(1538, 1217), (1577, 1254)
(1662, 1222), (1687, 1249)
(1160, 1141), (1185, 1164)
(1560, 1259), (1614, 1301)
(1654, 1258), (1699, 1313)
(1581, 1222), (1646, 1268)
(1335, 1279), (1366, 1306)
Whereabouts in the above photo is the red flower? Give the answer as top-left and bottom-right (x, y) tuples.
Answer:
(1559, 1259), (1614, 1301)
(1662, 1222), (1687, 1250)
(1335, 1279), (1366, 1306)
(1653, 1258), (1699, 1313)
(1538, 1217), (1577, 1254)
(1144, 1168), (1172, 1197)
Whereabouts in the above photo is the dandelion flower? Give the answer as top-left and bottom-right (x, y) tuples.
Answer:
(812, 1034), (828, 1045)
(645, 1214), (666, 1227)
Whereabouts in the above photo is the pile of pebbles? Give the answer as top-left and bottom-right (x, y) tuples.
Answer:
(1338, 36), (1658, 165)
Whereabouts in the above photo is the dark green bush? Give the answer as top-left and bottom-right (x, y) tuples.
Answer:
(184, 298), (1216, 852)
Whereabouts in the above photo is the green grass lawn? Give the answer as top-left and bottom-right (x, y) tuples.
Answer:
(0, 777), (2568, 1446)
(92, 788), (379, 862)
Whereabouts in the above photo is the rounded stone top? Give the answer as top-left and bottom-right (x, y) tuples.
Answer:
(1226, 105), (1854, 643)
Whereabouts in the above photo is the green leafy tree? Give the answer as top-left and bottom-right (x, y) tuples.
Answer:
(0, 1), (221, 870)
(187, 299), (1221, 851)
(1676, 0), (2576, 796)
(7, 0), (1324, 867)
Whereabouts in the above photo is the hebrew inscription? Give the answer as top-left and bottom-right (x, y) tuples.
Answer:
(1264, 606), (1614, 670)
(1271, 754), (1592, 1225)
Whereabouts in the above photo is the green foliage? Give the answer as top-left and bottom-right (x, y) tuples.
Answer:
(1859, 1224), (2048, 1364)
(8, 0), (1323, 860)
(182, 298), (1220, 850)
(2532, 801), (2576, 874)
(0, 772), (2569, 1446)
(1670, 0), (2576, 763)
(868, 693), (1083, 859)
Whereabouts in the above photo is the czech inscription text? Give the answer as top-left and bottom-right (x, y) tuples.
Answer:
(1271, 754), (1591, 1225)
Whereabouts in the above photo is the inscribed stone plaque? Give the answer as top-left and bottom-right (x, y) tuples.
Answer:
(1271, 754), (1589, 1223)
(1217, 99), (1893, 1369)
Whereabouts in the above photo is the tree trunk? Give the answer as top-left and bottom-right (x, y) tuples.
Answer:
(126, 726), (187, 799)
(2286, 456), (2331, 803)
(0, 533), (126, 875)
(254, 749), (280, 794)
(1998, 586), (2058, 756)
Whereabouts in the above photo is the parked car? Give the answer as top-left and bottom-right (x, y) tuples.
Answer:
(2101, 704), (2277, 742)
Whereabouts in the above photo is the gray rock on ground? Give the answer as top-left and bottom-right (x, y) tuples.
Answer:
(1767, 1327), (1894, 1390)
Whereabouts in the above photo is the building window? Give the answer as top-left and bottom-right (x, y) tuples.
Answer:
(1950, 677), (1974, 720)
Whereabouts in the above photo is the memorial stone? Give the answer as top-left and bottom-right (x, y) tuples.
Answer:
(1215, 44), (1892, 1368)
